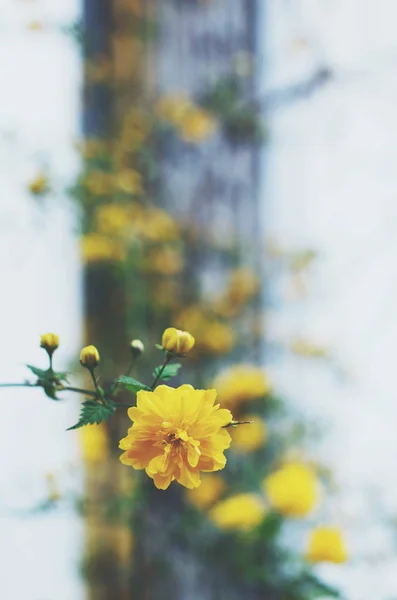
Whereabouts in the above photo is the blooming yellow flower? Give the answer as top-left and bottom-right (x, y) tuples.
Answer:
(79, 423), (109, 464)
(209, 493), (266, 531)
(231, 416), (267, 452)
(80, 345), (100, 368)
(81, 233), (125, 263)
(264, 462), (319, 517)
(28, 173), (48, 195)
(213, 365), (271, 410)
(178, 107), (217, 143)
(119, 384), (233, 490)
(306, 527), (348, 564)
(187, 474), (225, 510)
(162, 328), (195, 355)
(40, 333), (59, 355)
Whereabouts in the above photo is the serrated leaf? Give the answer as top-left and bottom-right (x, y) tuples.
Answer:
(54, 371), (69, 383)
(27, 364), (50, 380)
(43, 386), (59, 400)
(67, 400), (115, 430)
(116, 376), (151, 394)
(152, 362), (181, 382)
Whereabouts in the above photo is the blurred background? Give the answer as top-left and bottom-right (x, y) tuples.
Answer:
(1, 0), (397, 598)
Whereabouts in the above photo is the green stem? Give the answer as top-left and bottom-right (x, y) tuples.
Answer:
(107, 356), (136, 397)
(151, 354), (172, 390)
(89, 368), (106, 404)
(224, 420), (254, 428)
(58, 386), (99, 398)
(0, 382), (38, 389)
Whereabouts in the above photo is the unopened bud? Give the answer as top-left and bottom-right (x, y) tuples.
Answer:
(40, 333), (59, 356)
(80, 345), (100, 369)
(130, 339), (144, 357)
(161, 327), (195, 355)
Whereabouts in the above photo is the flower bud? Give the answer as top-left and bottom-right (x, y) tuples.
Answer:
(40, 333), (59, 356)
(130, 339), (144, 358)
(80, 345), (100, 369)
(161, 327), (195, 355)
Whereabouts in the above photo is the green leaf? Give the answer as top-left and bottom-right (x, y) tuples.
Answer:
(26, 365), (50, 380)
(54, 371), (69, 383)
(116, 376), (151, 394)
(67, 400), (115, 430)
(155, 344), (164, 350)
(43, 386), (59, 400)
(152, 362), (181, 382)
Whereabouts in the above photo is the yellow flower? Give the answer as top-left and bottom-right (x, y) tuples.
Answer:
(83, 170), (114, 196)
(95, 203), (141, 237)
(187, 474), (225, 510)
(264, 462), (319, 517)
(231, 416), (267, 452)
(209, 493), (266, 531)
(80, 345), (100, 368)
(115, 168), (142, 195)
(79, 423), (109, 464)
(226, 268), (259, 305)
(306, 527), (348, 564)
(78, 137), (108, 159)
(162, 328), (195, 355)
(200, 322), (235, 354)
(81, 233), (125, 263)
(28, 173), (48, 195)
(40, 333), (59, 355)
(119, 384), (233, 490)
(178, 107), (216, 143)
(155, 93), (192, 125)
(213, 365), (271, 410)
(137, 207), (180, 242)
(144, 247), (184, 276)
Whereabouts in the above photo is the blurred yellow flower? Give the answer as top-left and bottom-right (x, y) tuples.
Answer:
(264, 462), (319, 517)
(144, 247), (184, 276)
(306, 527), (348, 564)
(83, 170), (114, 196)
(137, 207), (180, 242)
(95, 202), (140, 237)
(226, 268), (260, 305)
(78, 138), (108, 159)
(162, 327), (195, 355)
(200, 322), (235, 354)
(81, 233), (125, 263)
(155, 93), (192, 125)
(187, 474), (225, 510)
(290, 338), (329, 359)
(175, 305), (208, 332)
(119, 384), (233, 490)
(111, 524), (135, 565)
(79, 423), (109, 464)
(213, 365), (271, 410)
(115, 168), (143, 195)
(231, 416), (267, 452)
(28, 173), (48, 195)
(178, 107), (216, 143)
(209, 493), (265, 531)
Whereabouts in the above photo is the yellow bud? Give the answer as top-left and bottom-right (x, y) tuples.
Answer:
(161, 327), (195, 355)
(306, 527), (348, 564)
(80, 345), (100, 368)
(40, 333), (59, 355)
(130, 339), (144, 357)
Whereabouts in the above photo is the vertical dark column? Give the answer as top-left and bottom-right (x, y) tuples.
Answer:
(83, 0), (114, 136)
